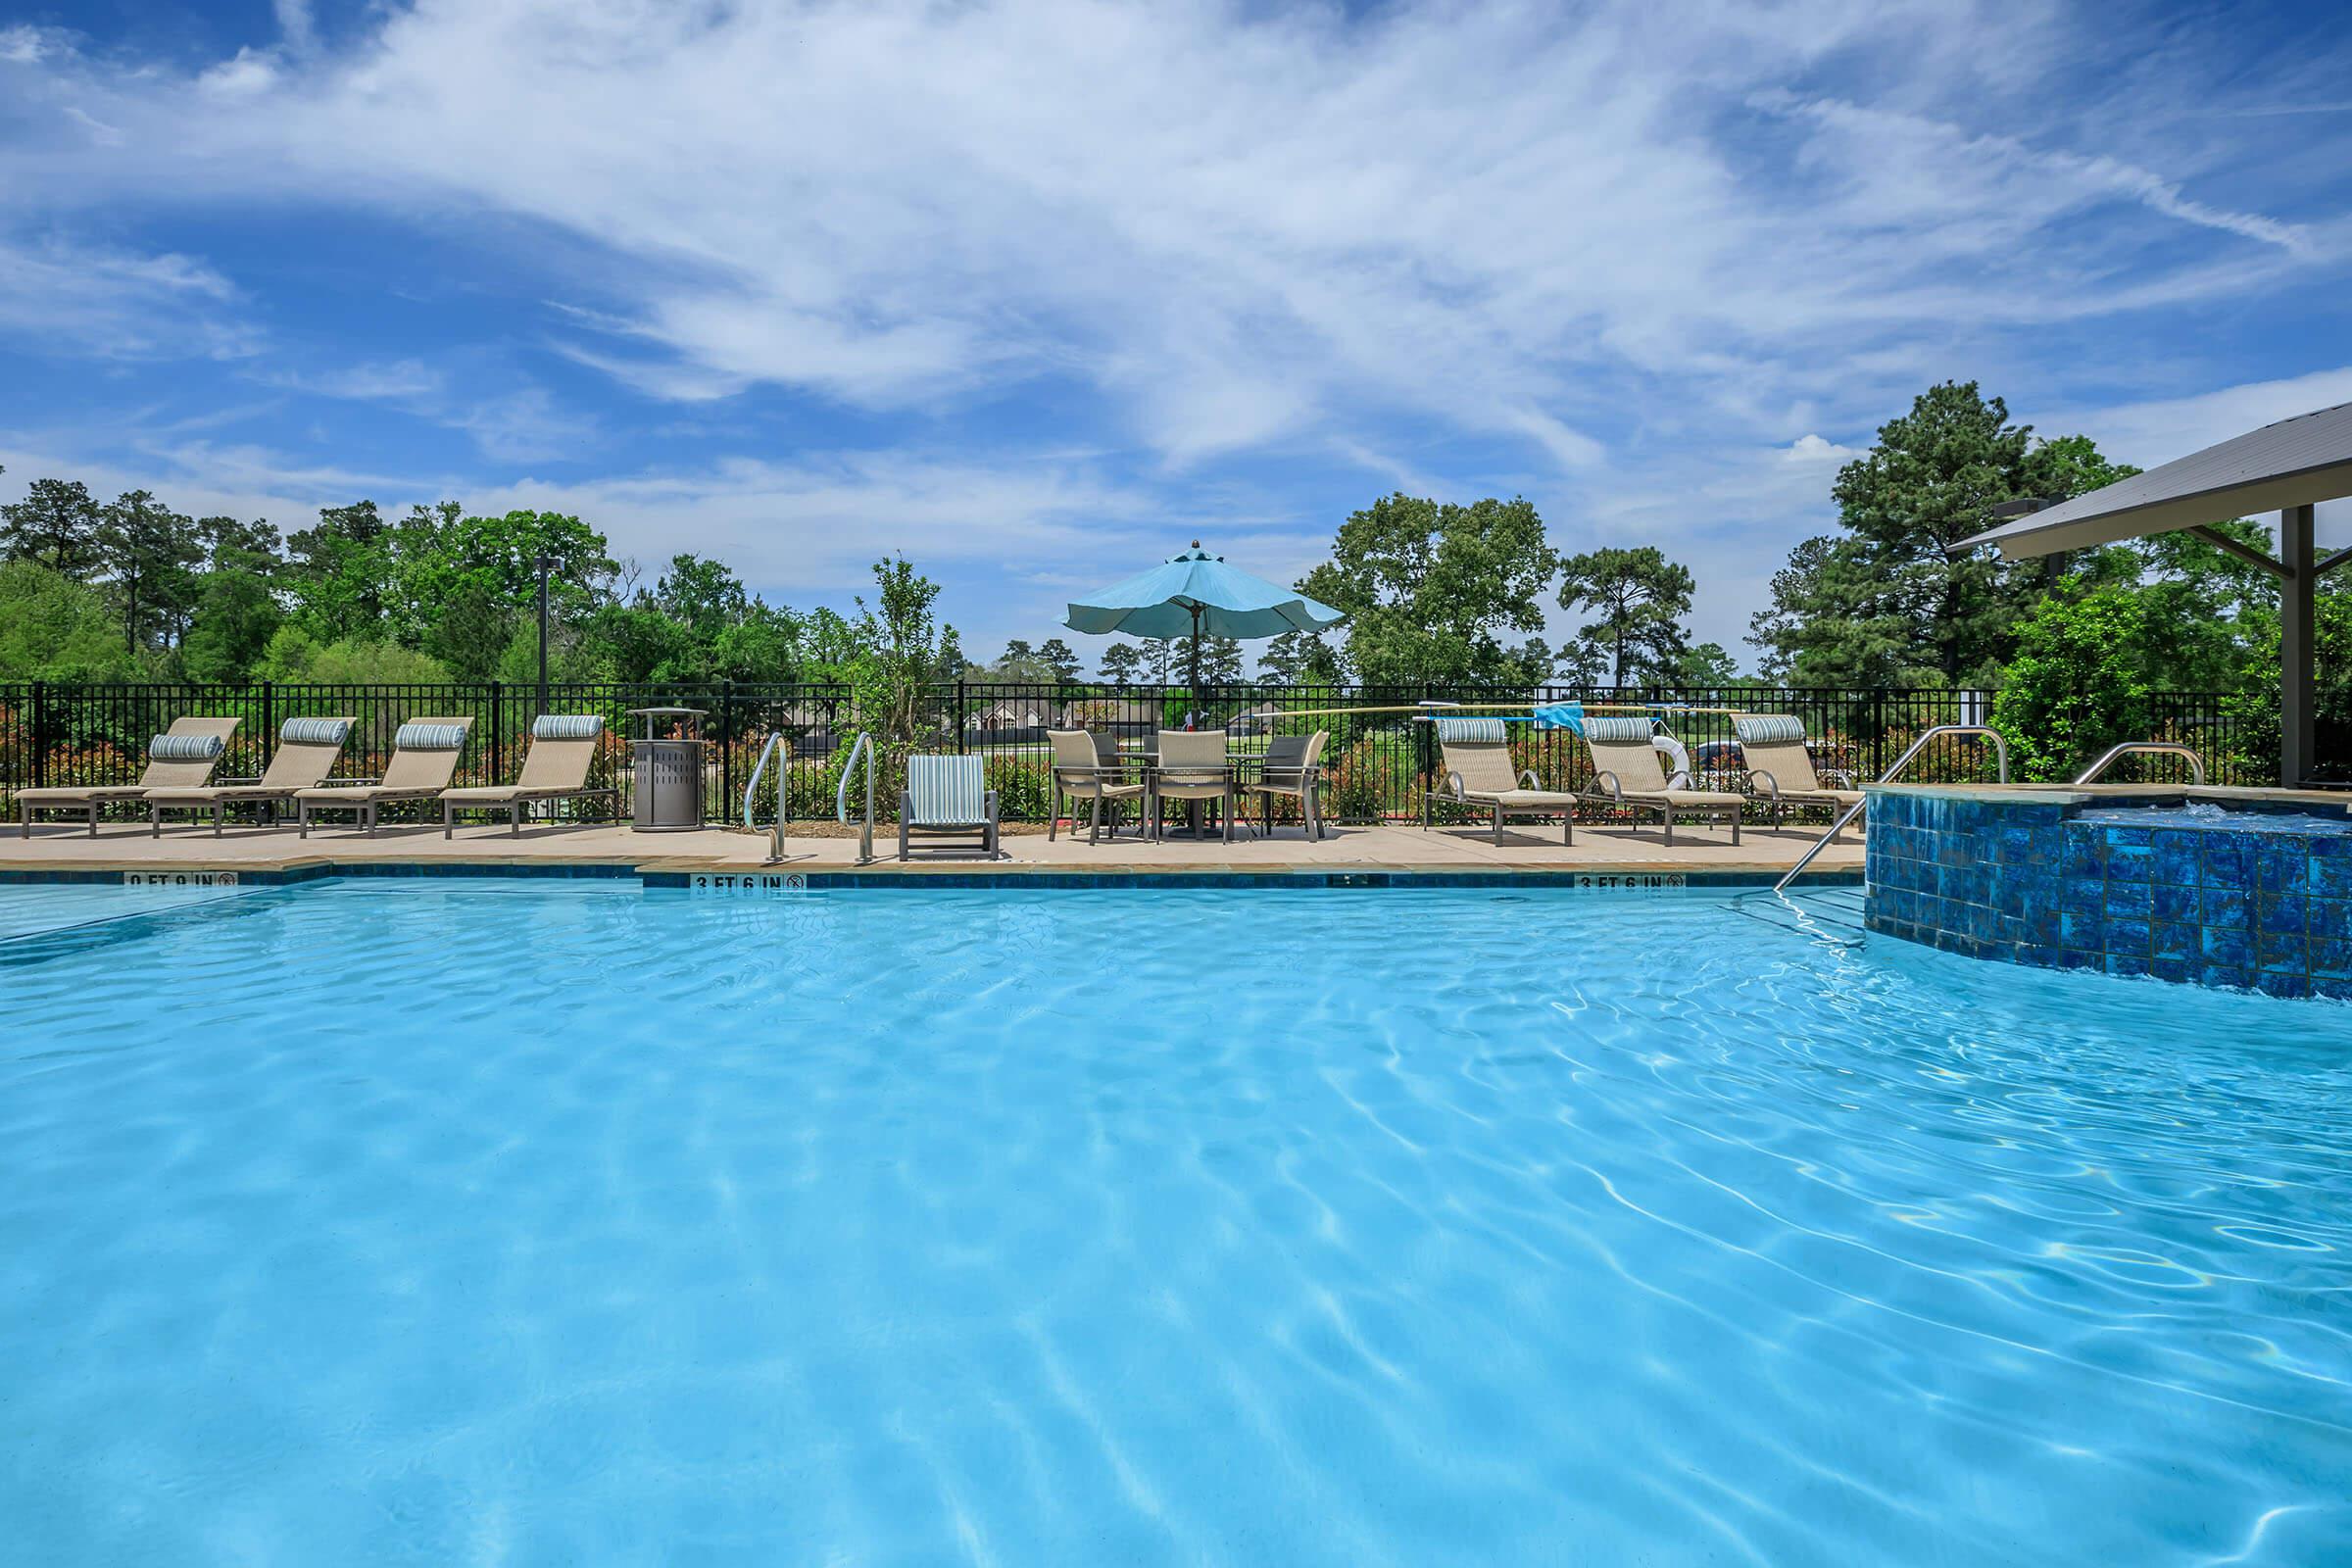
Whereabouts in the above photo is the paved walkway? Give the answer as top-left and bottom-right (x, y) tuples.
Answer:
(0, 815), (1862, 879)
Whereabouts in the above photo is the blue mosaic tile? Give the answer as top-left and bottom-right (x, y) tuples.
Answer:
(2151, 882), (2199, 923)
(2104, 842), (2152, 883)
(2310, 899), (2352, 942)
(2310, 937), (2352, 981)
(2060, 911), (2104, 951)
(2151, 954), (2194, 984)
(2061, 876), (2103, 913)
(2105, 952), (2151, 978)
(2256, 930), (2308, 974)
(2254, 971), (2312, 999)
(2310, 852), (2352, 901)
(2316, 976), (2352, 1002)
(2103, 881), (2152, 918)
(2151, 829), (2201, 886)
(2257, 895), (2307, 937)
(2202, 888), (2251, 931)
(2200, 962), (2253, 990)
(2105, 916), (2152, 954)
(2200, 837), (2254, 889)
(2061, 822), (2102, 878)
(2201, 925), (2255, 967)
(2151, 921), (2198, 963)
(2258, 841), (2311, 895)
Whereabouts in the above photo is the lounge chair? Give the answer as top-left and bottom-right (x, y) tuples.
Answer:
(144, 715), (355, 835)
(1734, 713), (1865, 836)
(1245, 730), (1331, 839)
(293, 717), (474, 837)
(438, 714), (615, 837)
(1427, 717), (1579, 845)
(1576, 716), (1742, 845)
(899, 755), (1000, 860)
(1151, 730), (1235, 843)
(15, 716), (242, 837)
(1047, 729), (1144, 844)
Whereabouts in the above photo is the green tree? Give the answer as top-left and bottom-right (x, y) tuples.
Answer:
(1675, 641), (1744, 688)
(1298, 493), (1555, 686)
(96, 489), (203, 652)
(1256, 630), (1343, 684)
(1556, 545), (1693, 687)
(423, 581), (515, 681)
(179, 567), (284, 682)
(286, 500), (396, 642)
(1037, 637), (1083, 683)
(1099, 641), (1147, 683)
(1, 477), (106, 577)
(1990, 588), (2156, 780)
(0, 561), (142, 679)
(1748, 383), (2134, 687)
(1199, 635), (1245, 684)
(854, 556), (955, 748)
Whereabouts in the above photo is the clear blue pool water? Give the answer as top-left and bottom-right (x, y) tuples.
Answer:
(2076, 802), (2352, 836)
(3, 880), (2348, 1566)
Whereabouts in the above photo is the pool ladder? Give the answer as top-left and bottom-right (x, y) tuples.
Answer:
(1774, 725), (2011, 896)
(743, 731), (792, 863)
(837, 733), (876, 864)
(2074, 742), (2206, 786)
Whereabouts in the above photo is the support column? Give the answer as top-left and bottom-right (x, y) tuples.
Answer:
(2280, 504), (2316, 786)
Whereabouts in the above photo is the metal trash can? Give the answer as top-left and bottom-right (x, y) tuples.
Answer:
(627, 707), (709, 832)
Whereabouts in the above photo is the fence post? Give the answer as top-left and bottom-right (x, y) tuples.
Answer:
(260, 680), (274, 762)
(489, 682), (504, 789)
(721, 680), (736, 826)
(30, 680), (47, 790)
(956, 680), (968, 754)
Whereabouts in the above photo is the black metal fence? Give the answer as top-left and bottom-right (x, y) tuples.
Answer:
(0, 679), (2274, 829)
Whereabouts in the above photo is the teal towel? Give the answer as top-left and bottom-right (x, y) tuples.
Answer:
(1533, 703), (1585, 734)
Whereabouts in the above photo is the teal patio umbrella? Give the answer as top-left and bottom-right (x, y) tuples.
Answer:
(1064, 542), (1347, 701)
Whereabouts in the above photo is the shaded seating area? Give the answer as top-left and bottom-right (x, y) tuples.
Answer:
(145, 716), (355, 836)
(1047, 730), (1144, 844)
(1245, 730), (1330, 839)
(1577, 716), (1742, 845)
(295, 717), (473, 837)
(1427, 717), (1579, 845)
(439, 714), (615, 837)
(17, 716), (241, 837)
(900, 755), (1001, 860)
(1735, 713), (1864, 835)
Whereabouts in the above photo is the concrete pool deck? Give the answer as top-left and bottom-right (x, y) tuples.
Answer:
(0, 815), (1863, 881)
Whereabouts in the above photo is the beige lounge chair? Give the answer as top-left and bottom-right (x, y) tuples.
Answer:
(438, 714), (615, 837)
(1576, 716), (1741, 845)
(1734, 713), (1864, 837)
(16, 716), (242, 837)
(294, 716), (473, 837)
(1245, 730), (1332, 839)
(1048, 729), (1145, 844)
(1427, 717), (1579, 845)
(145, 715), (356, 836)
(1151, 730), (1235, 843)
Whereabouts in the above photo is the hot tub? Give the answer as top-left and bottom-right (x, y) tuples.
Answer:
(1864, 783), (2352, 998)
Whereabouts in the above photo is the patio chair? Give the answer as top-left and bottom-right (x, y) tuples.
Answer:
(438, 714), (616, 837)
(1152, 730), (1235, 843)
(1733, 713), (1865, 837)
(1244, 730), (1331, 840)
(899, 754), (1001, 860)
(145, 715), (356, 836)
(1048, 730), (1144, 845)
(16, 715), (242, 837)
(1576, 716), (1742, 846)
(293, 717), (474, 837)
(1426, 717), (1579, 846)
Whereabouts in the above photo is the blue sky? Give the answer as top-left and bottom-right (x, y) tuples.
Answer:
(3, 0), (2350, 672)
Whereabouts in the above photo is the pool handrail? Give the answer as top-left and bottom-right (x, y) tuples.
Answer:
(835, 732), (876, 864)
(1774, 724), (2010, 895)
(2073, 742), (2207, 787)
(742, 731), (791, 863)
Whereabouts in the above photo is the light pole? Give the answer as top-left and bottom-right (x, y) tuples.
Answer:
(533, 555), (557, 717)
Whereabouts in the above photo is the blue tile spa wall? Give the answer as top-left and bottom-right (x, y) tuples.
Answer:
(1864, 792), (2352, 1000)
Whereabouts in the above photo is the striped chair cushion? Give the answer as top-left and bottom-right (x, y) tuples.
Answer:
(1734, 713), (1808, 745)
(393, 721), (467, 752)
(278, 716), (351, 746)
(906, 756), (988, 823)
(1434, 716), (1508, 743)
(532, 713), (605, 741)
(1583, 716), (1656, 743)
(148, 733), (225, 761)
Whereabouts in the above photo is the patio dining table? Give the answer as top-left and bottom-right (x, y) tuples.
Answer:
(1110, 741), (1266, 841)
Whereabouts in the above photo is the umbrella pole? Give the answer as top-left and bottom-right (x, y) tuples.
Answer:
(1188, 601), (1204, 723)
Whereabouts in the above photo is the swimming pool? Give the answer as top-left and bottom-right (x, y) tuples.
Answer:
(3, 879), (2346, 1565)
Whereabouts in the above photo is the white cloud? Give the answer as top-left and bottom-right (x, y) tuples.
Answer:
(1782, 434), (1858, 465)
(0, 236), (254, 360)
(2035, 368), (2352, 470)
(5, 0), (2329, 477)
